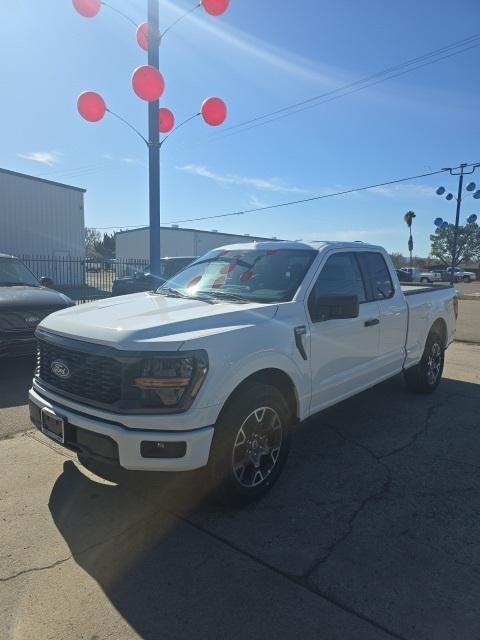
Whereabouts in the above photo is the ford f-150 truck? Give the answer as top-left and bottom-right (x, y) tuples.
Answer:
(29, 241), (457, 504)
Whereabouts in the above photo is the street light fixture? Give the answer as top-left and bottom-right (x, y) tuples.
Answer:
(435, 163), (480, 284)
(73, 0), (229, 281)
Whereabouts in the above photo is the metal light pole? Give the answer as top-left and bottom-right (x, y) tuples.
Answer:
(147, 0), (161, 279)
(74, 0), (229, 277)
(436, 163), (480, 285)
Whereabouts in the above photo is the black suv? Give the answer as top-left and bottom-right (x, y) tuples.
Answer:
(111, 256), (196, 296)
(0, 254), (74, 358)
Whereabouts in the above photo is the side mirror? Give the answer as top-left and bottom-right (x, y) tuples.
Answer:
(310, 295), (359, 322)
(40, 276), (54, 287)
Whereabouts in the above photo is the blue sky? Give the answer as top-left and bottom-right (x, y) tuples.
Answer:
(1, 0), (479, 256)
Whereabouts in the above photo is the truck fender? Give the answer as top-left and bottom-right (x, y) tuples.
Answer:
(206, 350), (309, 424)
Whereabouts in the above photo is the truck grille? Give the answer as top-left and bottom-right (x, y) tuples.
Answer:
(0, 308), (60, 332)
(36, 339), (122, 406)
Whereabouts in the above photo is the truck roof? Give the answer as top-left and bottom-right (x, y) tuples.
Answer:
(213, 240), (384, 252)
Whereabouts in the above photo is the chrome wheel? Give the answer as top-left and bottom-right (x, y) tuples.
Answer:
(426, 342), (442, 385)
(231, 406), (283, 488)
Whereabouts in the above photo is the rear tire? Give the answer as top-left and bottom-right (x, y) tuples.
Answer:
(420, 277), (429, 284)
(403, 331), (444, 394)
(209, 382), (292, 506)
(463, 276), (471, 283)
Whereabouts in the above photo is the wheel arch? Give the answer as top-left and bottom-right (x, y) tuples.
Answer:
(218, 368), (300, 425)
(430, 317), (447, 348)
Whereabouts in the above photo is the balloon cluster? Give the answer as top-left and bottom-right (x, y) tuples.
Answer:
(433, 216), (479, 228)
(74, 0), (228, 134)
(434, 218), (449, 230)
(73, 0), (229, 19)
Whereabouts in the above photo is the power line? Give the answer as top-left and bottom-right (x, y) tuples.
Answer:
(199, 33), (480, 144)
(89, 162), (479, 229)
(165, 169), (450, 223)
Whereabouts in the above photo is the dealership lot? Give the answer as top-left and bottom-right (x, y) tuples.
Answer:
(1, 303), (479, 640)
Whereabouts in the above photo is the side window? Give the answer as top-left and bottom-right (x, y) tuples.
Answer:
(308, 252), (366, 316)
(360, 252), (394, 300)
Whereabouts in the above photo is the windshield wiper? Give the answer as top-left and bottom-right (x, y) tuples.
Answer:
(158, 287), (186, 298)
(201, 289), (251, 303)
(157, 287), (215, 304)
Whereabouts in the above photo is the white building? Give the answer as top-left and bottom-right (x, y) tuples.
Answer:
(115, 226), (279, 261)
(0, 168), (86, 284)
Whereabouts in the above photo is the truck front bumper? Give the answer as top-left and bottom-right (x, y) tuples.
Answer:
(29, 386), (214, 472)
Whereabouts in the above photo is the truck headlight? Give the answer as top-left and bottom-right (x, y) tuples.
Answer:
(132, 351), (208, 411)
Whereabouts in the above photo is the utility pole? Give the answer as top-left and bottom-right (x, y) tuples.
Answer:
(449, 164), (466, 285)
(435, 163), (480, 284)
(148, 0), (161, 280)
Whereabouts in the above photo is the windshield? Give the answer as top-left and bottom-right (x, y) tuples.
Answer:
(157, 248), (316, 303)
(0, 258), (40, 287)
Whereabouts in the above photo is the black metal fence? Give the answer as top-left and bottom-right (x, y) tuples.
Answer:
(21, 256), (149, 303)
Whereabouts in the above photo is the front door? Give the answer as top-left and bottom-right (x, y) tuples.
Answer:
(307, 251), (380, 413)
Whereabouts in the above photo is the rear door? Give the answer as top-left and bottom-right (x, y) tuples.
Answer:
(307, 251), (381, 413)
(357, 251), (408, 377)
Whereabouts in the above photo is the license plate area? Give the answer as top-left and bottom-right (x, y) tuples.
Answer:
(41, 408), (65, 444)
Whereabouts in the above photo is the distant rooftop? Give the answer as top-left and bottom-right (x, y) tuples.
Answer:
(0, 167), (86, 193)
(115, 226), (279, 240)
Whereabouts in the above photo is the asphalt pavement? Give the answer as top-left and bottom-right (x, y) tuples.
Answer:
(1, 333), (480, 639)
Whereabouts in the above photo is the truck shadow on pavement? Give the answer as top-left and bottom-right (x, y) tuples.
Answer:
(48, 375), (480, 640)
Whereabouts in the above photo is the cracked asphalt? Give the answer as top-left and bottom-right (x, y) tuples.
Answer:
(1, 341), (480, 640)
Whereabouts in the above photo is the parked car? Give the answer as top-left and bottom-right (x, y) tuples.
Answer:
(445, 267), (477, 283)
(85, 259), (103, 273)
(396, 269), (413, 283)
(399, 267), (441, 284)
(0, 253), (74, 358)
(111, 256), (196, 296)
(29, 241), (457, 504)
(419, 272), (442, 284)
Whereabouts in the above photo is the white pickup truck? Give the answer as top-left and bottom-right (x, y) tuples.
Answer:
(399, 267), (442, 284)
(29, 241), (457, 504)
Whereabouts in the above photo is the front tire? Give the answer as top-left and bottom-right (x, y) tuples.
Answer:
(420, 277), (429, 284)
(403, 331), (444, 394)
(463, 276), (471, 283)
(209, 382), (292, 506)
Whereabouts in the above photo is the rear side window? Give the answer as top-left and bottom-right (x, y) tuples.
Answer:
(359, 252), (394, 300)
(309, 252), (366, 313)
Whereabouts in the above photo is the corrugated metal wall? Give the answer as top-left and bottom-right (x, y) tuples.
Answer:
(0, 170), (85, 258)
(115, 227), (275, 261)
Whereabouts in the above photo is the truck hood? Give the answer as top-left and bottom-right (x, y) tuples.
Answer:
(38, 291), (278, 351)
(0, 286), (72, 310)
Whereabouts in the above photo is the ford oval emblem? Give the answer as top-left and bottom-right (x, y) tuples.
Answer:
(51, 360), (71, 379)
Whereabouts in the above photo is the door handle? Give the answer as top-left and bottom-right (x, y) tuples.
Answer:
(364, 318), (380, 327)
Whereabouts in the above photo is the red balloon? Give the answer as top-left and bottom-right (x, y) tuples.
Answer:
(132, 65), (165, 102)
(159, 108), (175, 133)
(202, 0), (229, 16)
(136, 22), (161, 52)
(201, 97), (227, 126)
(77, 91), (106, 122)
(72, 0), (100, 18)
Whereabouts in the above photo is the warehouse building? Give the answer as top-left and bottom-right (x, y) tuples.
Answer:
(0, 168), (85, 284)
(115, 226), (279, 261)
